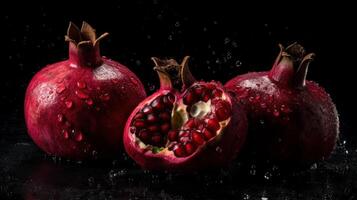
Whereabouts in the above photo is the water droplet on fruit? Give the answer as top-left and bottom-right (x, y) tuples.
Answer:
(57, 114), (64, 122)
(86, 98), (93, 106)
(260, 103), (267, 108)
(273, 109), (280, 117)
(63, 130), (69, 139)
(100, 93), (110, 101)
(74, 131), (83, 142)
(75, 90), (89, 99)
(76, 81), (86, 89)
(65, 100), (73, 109)
(215, 146), (222, 153)
(56, 84), (66, 94)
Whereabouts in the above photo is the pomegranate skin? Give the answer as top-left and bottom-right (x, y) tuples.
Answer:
(123, 57), (247, 171)
(24, 22), (146, 160)
(225, 44), (339, 165)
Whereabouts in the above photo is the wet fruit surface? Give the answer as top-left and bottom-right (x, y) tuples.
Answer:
(24, 22), (146, 160)
(225, 44), (339, 165)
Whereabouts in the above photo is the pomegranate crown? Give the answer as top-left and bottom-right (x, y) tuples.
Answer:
(151, 56), (196, 90)
(65, 21), (109, 49)
(270, 42), (316, 88)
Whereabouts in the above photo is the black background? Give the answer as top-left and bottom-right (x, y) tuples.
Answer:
(1, 1), (357, 199)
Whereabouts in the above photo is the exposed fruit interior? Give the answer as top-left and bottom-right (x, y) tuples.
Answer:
(130, 82), (232, 157)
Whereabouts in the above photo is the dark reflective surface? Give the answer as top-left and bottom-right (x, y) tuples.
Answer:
(0, 112), (356, 199)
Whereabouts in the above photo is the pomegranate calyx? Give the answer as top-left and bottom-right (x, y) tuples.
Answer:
(65, 21), (109, 47)
(269, 43), (315, 88)
(152, 56), (196, 91)
(66, 22), (107, 68)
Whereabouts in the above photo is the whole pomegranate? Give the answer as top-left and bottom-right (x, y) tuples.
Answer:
(24, 22), (146, 160)
(225, 43), (339, 165)
(123, 56), (247, 171)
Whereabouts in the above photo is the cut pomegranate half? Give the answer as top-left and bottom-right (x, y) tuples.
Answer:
(123, 57), (247, 171)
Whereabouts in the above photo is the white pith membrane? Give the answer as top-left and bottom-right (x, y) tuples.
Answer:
(129, 83), (232, 157)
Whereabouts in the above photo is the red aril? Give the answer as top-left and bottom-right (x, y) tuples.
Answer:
(123, 56), (247, 171)
(225, 43), (339, 165)
(24, 22), (146, 160)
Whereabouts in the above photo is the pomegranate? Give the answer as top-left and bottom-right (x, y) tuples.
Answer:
(225, 43), (339, 165)
(123, 56), (247, 171)
(24, 22), (146, 160)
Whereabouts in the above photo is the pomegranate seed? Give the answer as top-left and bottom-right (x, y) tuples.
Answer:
(151, 97), (164, 110)
(185, 142), (196, 155)
(202, 91), (211, 102)
(206, 118), (220, 131)
(134, 112), (145, 120)
(179, 136), (190, 143)
(148, 125), (159, 132)
(174, 145), (186, 157)
(193, 85), (205, 96)
(159, 112), (171, 121)
(151, 134), (162, 144)
(147, 113), (159, 123)
(192, 131), (205, 145)
(185, 118), (196, 129)
(133, 119), (146, 128)
(215, 106), (231, 121)
(179, 130), (190, 137)
(183, 91), (197, 105)
(206, 83), (216, 90)
(212, 89), (223, 98)
(160, 123), (171, 133)
(202, 128), (215, 140)
(142, 105), (153, 114)
(168, 130), (178, 141)
(138, 130), (150, 141)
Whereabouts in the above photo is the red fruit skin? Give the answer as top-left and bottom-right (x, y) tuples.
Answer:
(123, 83), (247, 171)
(225, 66), (339, 165)
(24, 23), (146, 160)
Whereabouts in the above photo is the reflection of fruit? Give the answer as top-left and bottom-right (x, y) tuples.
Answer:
(24, 22), (146, 159)
(225, 43), (339, 164)
(124, 56), (247, 171)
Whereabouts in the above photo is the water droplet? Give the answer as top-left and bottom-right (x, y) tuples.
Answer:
(65, 100), (73, 109)
(57, 114), (64, 122)
(63, 130), (69, 139)
(243, 194), (250, 200)
(174, 21), (180, 27)
(310, 163), (317, 170)
(92, 150), (98, 159)
(88, 177), (95, 187)
(74, 131), (83, 142)
(86, 98), (94, 106)
(100, 93), (110, 101)
(75, 90), (89, 99)
(259, 119), (265, 125)
(215, 146), (222, 153)
(77, 81), (86, 89)
(273, 109), (280, 117)
(260, 103), (267, 108)
(264, 172), (271, 180)
(56, 84), (66, 94)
